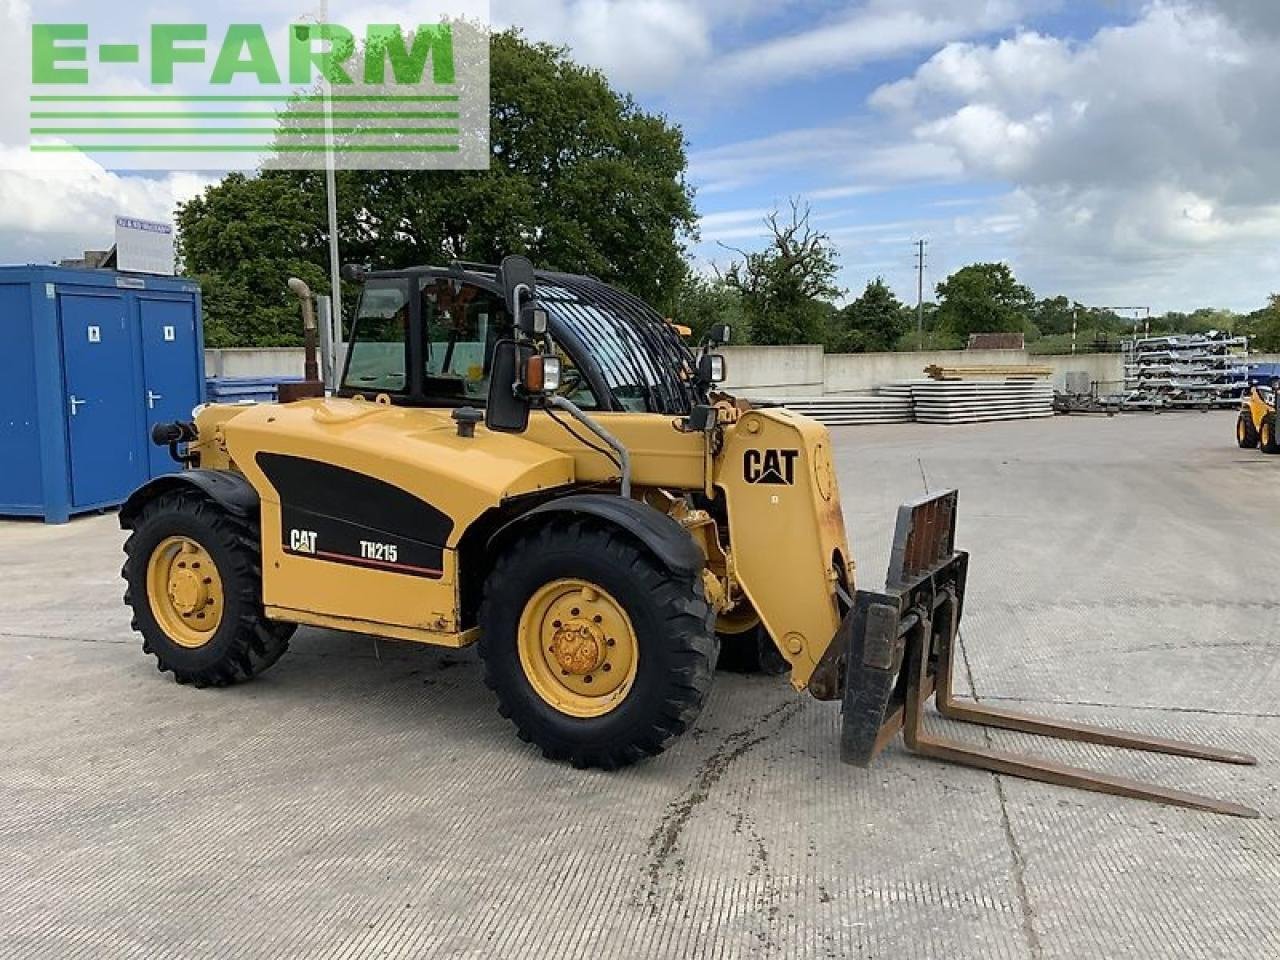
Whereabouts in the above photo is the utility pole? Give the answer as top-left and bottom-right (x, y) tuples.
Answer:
(914, 239), (928, 350)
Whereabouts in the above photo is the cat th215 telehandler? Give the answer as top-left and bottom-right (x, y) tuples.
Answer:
(121, 258), (1258, 818)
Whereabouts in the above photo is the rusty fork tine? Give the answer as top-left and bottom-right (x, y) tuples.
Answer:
(907, 732), (1262, 819)
(845, 492), (1259, 819)
(935, 699), (1258, 767)
(906, 605), (1261, 820)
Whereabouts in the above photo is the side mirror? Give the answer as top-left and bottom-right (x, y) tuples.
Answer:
(518, 303), (549, 336)
(340, 263), (370, 283)
(486, 341), (534, 434)
(698, 353), (727, 385)
(708, 323), (732, 347)
(500, 255), (537, 318)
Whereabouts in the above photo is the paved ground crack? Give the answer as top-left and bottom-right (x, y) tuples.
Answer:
(641, 697), (804, 915)
(959, 628), (1044, 959)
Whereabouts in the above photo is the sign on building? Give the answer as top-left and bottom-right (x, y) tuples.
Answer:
(115, 216), (175, 276)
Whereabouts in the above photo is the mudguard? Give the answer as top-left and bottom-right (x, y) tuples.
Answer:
(490, 494), (704, 577)
(120, 471), (259, 529)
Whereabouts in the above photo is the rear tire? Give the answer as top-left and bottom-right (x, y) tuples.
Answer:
(1237, 415), (1259, 449)
(716, 621), (790, 677)
(479, 519), (717, 769)
(123, 490), (294, 688)
(1262, 417), (1280, 455)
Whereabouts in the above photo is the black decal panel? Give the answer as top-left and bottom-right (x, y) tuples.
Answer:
(258, 453), (454, 580)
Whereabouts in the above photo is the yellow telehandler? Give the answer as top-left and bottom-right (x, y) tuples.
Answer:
(122, 258), (1258, 817)
(1238, 382), (1278, 453)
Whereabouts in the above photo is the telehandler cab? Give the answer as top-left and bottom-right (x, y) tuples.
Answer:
(122, 257), (1258, 817)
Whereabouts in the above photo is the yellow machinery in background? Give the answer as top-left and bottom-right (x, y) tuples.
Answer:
(122, 258), (1258, 815)
(1238, 382), (1278, 453)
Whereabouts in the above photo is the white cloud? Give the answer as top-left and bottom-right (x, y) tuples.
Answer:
(0, 146), (215, 264)
(493, 0), (712, 92)
(864, 2), (1280, 310)
(689, 126), (961, 196)
(707, 0), (1058, 92)
(493, 0), (1058, 96)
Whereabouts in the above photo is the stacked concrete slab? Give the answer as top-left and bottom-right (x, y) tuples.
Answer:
(906, 378), (1056, 424)
(761, 394), (915, 426)
(764, 377), (1055, 427)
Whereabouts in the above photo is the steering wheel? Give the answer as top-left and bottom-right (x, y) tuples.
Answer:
(556, 368), (585, 398)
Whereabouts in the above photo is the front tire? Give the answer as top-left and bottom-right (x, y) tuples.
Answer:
(479, 520), (717, 769)
(1237, 415), (1259, 449)
(1262, 417), (1280, 455)
(123, 490), (294, 687)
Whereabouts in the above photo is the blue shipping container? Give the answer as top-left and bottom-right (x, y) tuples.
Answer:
(0, 266), (205, 523)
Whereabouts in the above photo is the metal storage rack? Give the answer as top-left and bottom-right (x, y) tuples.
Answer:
(1121, 334), (1249, 409)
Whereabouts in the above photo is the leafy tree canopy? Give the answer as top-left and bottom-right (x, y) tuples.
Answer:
(828, 278), (907, 353)
(935, 262), (1034, 341)
(178, 30), (698, 347)
(1242, 295), (1280, 351)
(718, 201), (842, 346)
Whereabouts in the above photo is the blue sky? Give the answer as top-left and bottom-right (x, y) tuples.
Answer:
(498, 0), (1280, 313)
(1, 1), (1277, 313)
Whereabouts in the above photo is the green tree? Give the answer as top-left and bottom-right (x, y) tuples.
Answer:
(177, 174), (329, 348)
(935, 262), (1034, 341)
(830, 277), (906, 353)
(719, 201), (841, 346)
(671, 274), (746, 344)
(1029, 295), (1080, 336)
(1243, 295), (1280, 351)
(177, 30), (698, 346)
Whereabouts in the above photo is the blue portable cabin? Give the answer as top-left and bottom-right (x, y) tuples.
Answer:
(0, 266), (205, 523)
(1247, 363), (1280, 387)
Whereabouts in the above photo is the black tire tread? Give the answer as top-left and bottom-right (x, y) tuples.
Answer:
(122, 489), (293, 687)
(478, 518), (717, 770)
(1261, 416), (1280, 455)
(1237, 415), (1259, 449)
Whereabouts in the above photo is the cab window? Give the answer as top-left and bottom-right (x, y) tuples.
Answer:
(420, 280), (516, 405)
(553, 347), (601, 410)
(343, 280), (410, 394)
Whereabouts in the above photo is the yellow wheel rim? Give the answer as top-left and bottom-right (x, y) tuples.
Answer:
(517, 579), (639, 719)
(1238, 420), (1247, 443)
(146, 536), (224, 649)
(716, 602), (762, 637)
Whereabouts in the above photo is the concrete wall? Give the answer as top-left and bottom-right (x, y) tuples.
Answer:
(1039, 352), (1126, 391)
(206, 348), (307, 379)
(201, 345), (1124, 396)
(719, 345), (824, 397)
(822, 349), (1026, 395)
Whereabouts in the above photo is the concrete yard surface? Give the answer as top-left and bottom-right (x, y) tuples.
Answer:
(1, 411), (1277, 959)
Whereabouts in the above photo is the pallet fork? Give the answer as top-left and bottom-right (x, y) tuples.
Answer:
(839, 491), (1259, 819)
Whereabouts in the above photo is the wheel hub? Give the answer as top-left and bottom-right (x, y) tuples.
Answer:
(550, 620), (607, 675)
(146, 537), (224, 649)
(168, 567), (208, 615)
(517, 579), (639, 719)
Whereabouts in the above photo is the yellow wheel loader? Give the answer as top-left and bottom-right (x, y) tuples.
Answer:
(1238, 383), (1278, 453)
(122, 257), (1258, 816)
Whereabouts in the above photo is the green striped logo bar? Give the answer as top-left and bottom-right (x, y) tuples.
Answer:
(18, 7), (491, 172)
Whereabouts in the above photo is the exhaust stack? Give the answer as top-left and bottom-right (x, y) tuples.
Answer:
(277, 278), (326, 403)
